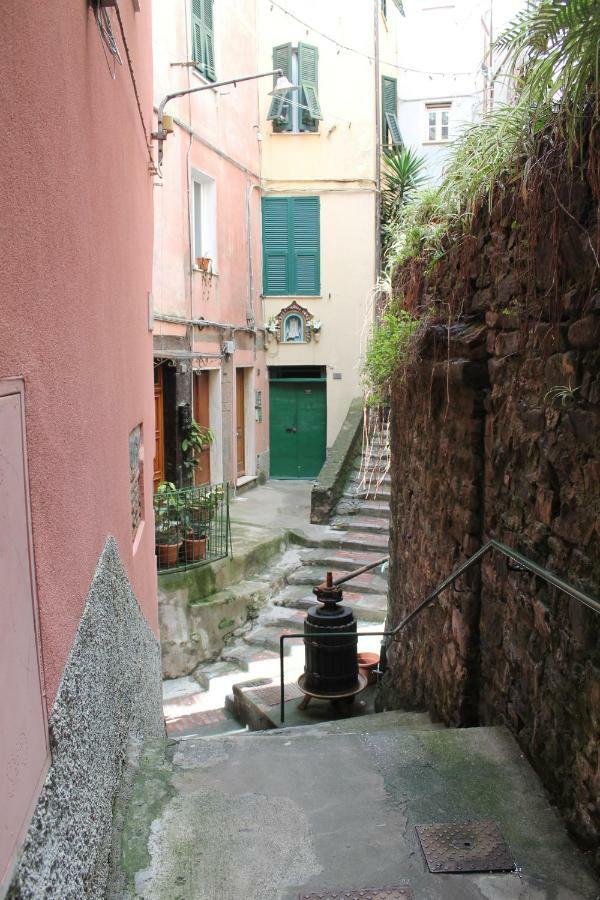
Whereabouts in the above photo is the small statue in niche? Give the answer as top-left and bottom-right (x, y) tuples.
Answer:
(283, 313), (304, 342)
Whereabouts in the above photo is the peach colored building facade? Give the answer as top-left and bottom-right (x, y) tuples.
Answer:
(0, 2), (161, 895)
(152, 0), (268, 490)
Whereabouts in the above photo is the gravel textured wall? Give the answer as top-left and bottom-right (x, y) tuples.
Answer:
(378, 151), (600, 864)
(8, 538), (164, 900)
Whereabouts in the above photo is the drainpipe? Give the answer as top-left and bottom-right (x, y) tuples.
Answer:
(374, 0), (382, 304)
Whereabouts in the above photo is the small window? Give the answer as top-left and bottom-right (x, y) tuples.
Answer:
(267, 43), (322, 134)
(191, 170), (217, 269)
(425, 104), (451, 142)
(129, 424), (144, 538)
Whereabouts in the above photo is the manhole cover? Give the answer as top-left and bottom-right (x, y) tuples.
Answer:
(415, 819), (514, 874)
(299, 889), (412, 899)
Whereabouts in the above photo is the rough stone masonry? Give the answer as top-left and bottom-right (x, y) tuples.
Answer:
(378, 142), (600, 870)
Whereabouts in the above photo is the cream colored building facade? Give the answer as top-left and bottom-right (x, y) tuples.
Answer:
(257, 0), (403, 469)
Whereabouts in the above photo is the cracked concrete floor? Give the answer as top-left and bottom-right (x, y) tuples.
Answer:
(113, 714), (599, 900)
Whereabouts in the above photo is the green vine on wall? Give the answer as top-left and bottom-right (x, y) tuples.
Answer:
(362, 302), (420, 407)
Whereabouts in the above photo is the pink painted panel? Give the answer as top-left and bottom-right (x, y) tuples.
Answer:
(0, 382), (49, 892)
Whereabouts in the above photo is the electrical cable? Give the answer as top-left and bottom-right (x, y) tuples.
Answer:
(112, 0), (158, 174)
(266, 0), (481, 78)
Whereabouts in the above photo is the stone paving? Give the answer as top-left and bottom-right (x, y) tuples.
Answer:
(161, 441), (391, 738)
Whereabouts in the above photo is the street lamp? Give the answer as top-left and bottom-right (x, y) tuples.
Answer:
(152, 69), (297, 170)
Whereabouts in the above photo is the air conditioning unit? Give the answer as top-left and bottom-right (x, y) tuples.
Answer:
(222, 340), (235, 357)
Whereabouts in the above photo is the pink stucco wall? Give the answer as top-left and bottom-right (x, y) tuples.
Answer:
(0, 1), (157, 709)
(152, 0), (269, 471)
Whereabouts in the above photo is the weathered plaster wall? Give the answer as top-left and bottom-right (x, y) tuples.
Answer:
(379, 148), (600, 863)
(8, 539), (163, 900)
(0, 0), (157, 709)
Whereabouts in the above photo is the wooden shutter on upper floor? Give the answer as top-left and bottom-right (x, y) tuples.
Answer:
(298, 43), (322, 126)
(262, 197), (320, 296)
(192, 0), (215, 82)
(262, 197), (291, 295)
(267, 43), (293, 130)
(291, 197), (320, 295)
(382, 75), (402, 145)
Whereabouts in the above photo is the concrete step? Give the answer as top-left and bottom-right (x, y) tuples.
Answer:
(244, 625), (303, 654)
(274, 585), (388, 624)
(222, 644), (281, 670)
(347, 470), (391, 486)
(126, 723), (600, 899)
(344, 487), (392, 503)
(287, 566), (388, 596)
(337, 498), (390, 518)
(337, 531), (389, 553)
(330, 516), (390, 535)
(193, 660), (241, 691)
(299, 547), (388, 572)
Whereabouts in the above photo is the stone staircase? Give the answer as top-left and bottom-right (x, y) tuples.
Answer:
(162, 442), (392, 739)
(113, 711), (600, 899)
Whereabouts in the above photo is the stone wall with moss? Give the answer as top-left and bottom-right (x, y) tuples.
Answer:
(378, 149), (600, 866)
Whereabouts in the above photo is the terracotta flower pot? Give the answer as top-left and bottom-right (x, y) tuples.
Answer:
(157, 541), (181, 567)
(196, 256), (211, 272)
(357, 652), (380, 685)
(183, 536), (207, 562)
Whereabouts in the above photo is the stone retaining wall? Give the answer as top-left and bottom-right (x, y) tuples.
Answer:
(379, 151), (600, 865)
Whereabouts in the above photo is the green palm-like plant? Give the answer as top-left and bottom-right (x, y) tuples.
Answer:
(495, 0), (600, 148)
(381, 146), (428, 261)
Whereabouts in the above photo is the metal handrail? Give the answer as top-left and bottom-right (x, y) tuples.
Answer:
(278, 539), (599, 723)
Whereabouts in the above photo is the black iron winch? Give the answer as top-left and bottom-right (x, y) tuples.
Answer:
(303, 572), (359, 694)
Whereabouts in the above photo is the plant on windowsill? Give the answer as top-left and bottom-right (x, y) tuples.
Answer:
(155, 481), (183, 567)
(196, 256), (212, 273)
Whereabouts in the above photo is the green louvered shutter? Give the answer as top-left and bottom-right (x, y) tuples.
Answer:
(298, 43), (322, 129)
(202, 0), (215, 81)
(382, 76), (402, 145)
(192, 0), (215, 81)
(262, 198), (291, 295)
(267, 44), (293, 131)
(192, 0), (203, 72)
(291, 197), (320, 295)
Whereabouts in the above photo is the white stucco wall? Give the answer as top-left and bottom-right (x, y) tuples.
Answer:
(396, 0), (525, 183)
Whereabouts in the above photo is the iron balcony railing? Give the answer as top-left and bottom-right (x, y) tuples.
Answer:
(278, 540), (600, 722)
(153, 482), (230, 574)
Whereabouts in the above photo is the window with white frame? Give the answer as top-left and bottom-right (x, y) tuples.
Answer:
(425, 103), (451, 142)
(191, 170), (217, 270)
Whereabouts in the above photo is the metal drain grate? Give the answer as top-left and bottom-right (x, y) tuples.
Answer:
(299, 889), (413, 899)
(250, 682), (304, 706)
(416, 819), (515, 874)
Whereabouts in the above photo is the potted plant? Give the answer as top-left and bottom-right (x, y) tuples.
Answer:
(154, 481), (182, 567)
(182, 496), (210, 562)
(196, 256), (212, 272)
(181, 419), (214, 481)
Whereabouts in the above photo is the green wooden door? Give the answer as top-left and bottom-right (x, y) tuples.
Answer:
(269, 381), (326, 478)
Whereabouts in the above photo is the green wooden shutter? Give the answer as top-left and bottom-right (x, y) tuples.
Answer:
(202, 0), (215, 81)
(192, 0), (203, 72)
(262, 198), (291, 295)
(382, 76), (402, 145)
(291, 197), (320, 295)
(267, 44), (293, 131)
(191, 0), (215, 81)
(298, 43), (322, 128)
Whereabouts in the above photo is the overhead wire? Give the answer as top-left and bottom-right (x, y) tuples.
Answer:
(112, 0), (158, 174)
(266, 0), (481, 79)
